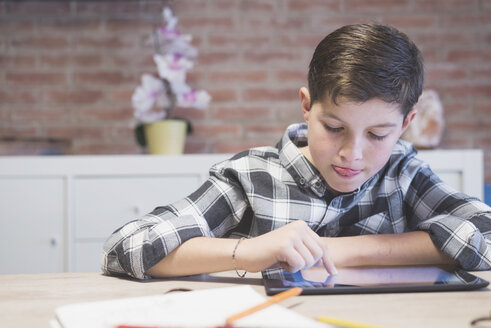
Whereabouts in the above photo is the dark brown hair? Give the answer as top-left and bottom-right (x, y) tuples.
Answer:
(308, 23), (424, 117)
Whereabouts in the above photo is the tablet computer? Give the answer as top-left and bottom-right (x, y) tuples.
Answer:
(263, 266), (489, 295)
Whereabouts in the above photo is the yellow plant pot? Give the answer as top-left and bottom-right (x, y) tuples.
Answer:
(144, 120), (187, 155)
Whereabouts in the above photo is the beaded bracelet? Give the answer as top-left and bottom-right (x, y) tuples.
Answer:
(232, 237), (247, 278)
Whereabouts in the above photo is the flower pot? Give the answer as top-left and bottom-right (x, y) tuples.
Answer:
(144, 119), (187, 155)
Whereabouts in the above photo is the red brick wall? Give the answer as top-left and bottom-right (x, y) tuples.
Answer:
(1, 0), (490, 182)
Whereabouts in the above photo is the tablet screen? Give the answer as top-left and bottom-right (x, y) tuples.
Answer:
(263, 266), (489, 295)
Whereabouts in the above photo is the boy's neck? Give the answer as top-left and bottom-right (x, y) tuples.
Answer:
(298, 146), (311, 162)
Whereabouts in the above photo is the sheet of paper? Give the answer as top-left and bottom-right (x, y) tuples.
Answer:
(54, 285), (328, 328)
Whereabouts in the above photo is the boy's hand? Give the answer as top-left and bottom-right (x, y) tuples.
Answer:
(236, 220), (337, 275)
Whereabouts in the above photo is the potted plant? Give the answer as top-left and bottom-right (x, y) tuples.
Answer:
(132, 7), (210, 155)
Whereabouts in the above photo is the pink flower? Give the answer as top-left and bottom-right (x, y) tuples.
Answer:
(177, 90), (211, 109)
(132, 7), (210, 124)
(132, 74), (170, 123)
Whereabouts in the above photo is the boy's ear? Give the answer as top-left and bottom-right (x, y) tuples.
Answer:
(299, 87), (311, 121)
(401, 108), (417, 133)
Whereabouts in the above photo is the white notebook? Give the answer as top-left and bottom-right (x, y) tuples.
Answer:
(53, 285), (327, 328)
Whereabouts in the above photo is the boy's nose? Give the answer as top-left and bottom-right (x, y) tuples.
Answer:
(338, 137), (363, 162)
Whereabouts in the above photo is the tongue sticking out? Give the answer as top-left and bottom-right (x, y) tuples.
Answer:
(333, 166), (361, 177)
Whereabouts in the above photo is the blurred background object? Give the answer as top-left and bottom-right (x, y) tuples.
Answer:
(131, 6), (210, 154)
(401, 89), (444, 150)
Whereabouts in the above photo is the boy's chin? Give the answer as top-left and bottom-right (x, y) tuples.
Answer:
(328, 181), (363, 195)
(324, 172), (368, 194)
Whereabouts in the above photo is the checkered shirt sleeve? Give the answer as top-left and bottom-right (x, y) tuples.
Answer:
(405, 163), (491, 270)
(101, 167), (251, 279)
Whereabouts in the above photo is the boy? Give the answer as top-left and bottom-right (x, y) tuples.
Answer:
(102, 24), (491, 280)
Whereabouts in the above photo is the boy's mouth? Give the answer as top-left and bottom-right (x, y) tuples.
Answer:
(332, 165), (362, 177)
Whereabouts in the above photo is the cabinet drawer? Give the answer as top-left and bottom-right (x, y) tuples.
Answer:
(73, 175), (200, 240)
(0, 178), (64, 273)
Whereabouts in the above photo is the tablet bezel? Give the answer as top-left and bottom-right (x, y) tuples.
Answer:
(263, 266), (489, 296)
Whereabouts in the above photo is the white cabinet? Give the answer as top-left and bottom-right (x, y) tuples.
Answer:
(0, 154), (230, 274)
(417, 149), (484, 200)
(0, 178), (65, 273)
(73, 176), (199, 239)
(0, 150), (484, 274)
(72, 175), (200, 272)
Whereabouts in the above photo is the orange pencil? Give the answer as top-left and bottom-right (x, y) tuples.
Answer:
(225, 287), (303, 326)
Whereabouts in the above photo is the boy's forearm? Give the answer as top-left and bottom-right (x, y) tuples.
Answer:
(147, 230), (457, 278)
(146, 237), (239, 277)
(147, 220), (338, 278)
(323, 231), (457, 268)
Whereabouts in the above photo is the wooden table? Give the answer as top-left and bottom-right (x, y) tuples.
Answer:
(1, 270), (490, 328)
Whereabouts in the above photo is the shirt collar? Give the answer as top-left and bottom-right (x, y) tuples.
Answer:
(277, 123), (329, 198)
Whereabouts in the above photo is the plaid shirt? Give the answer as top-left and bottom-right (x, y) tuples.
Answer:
(102, 123), (491, 280)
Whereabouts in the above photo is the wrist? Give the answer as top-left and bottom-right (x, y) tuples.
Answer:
(322, 236), (361, 267)
(232, 237), (247, 277)
(232, 236), (266, 273)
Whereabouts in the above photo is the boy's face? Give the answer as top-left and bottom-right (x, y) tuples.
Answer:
(299, 87), (415, 194)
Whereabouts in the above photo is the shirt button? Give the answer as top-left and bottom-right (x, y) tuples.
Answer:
(299, 178), (306, 185)
(314, 181), (321, 188)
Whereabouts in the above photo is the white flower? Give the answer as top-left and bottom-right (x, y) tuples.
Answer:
(155, 7), (197, 59)
(132, 7), (211, 125)
(163, 7), (178, 30)
(161, 34), (198, 59)
(170, 80), (191, 95)
(132, 74), (170, 123)
(193, 90), (211, 109)
(177, 90), (211, 109)
(154, 54), (193, 85)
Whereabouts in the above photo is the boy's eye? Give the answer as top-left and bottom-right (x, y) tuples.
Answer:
(369, 132), (387, 141)
(324, 124), (343, 133)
